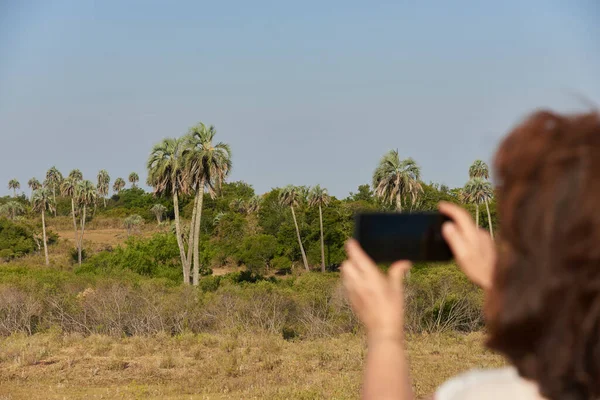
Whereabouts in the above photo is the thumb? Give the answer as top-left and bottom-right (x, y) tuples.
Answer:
(389, 261), (411, 294)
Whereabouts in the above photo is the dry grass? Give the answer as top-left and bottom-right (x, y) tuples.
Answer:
(0, 332), (504, 399)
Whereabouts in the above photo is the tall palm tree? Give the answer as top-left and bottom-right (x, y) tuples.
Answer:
(373, 150), (423, 211)
(280, 185), (309, 272)
(147, 137), (191, 283)
(467, 160), (494, 238)
(0, 201), (24, 220)
(129, 172), (139, 188)
(184, 123), (232, 286)
(113, 178), (126, 194)
(96, 170), (110, 207)
(8, 179), (20, 198)
(31, 188), (55, 266)
(150, 204), (167, 224)
(469, 160), (489, 180)
(463, 177), (494, 238)
(45, 166), (63, 215)
(28, 178), (42, 201)
(75, 180), (96, 265)
(61, 177), (80, 247)
(308, 185), (331, 273)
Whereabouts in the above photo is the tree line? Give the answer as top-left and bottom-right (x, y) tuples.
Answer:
(3, 121), (495, 283)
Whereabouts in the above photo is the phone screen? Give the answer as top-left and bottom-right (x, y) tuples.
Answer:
(354, 212), (452, 263)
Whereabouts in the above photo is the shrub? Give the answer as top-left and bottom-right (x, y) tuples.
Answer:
(0, 218), (36, 258)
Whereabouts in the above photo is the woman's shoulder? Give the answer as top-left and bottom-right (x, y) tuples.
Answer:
(435, 367), (542, 400)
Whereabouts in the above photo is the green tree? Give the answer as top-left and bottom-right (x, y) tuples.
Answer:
(0, 201), (24, 220)
(31, 188), (55, 266)
(373, 150), (423, 211)
(45, 166), (63, 216)
(463, 177), (494, 238)
(184, 123), (232, 285)
(147, 137), (191, 284)
(113, 177), (126, 194)
(150, 204), (167, 224)
(75, 180), (96, 265)
(308, 185), (331, 272)
(60, 177), (80, 248)
(229, 198), (247, 214)
(97, 170), (111, 207)
(279, 185), (309, 271)
(8, 179), (20, 198)
(129, 172), (139, 188)
(27, 178), (42, 201)
(348, 184), (374, 203)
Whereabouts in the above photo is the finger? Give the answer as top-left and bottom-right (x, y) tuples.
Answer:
(442, 222), (470, 262)
(389, 261), (411, 295)
(345, 239), (378, 275)
(341, 260), (362, 290)
(439, 202), (479, 242)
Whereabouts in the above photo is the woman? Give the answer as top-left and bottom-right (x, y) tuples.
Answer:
(342, 110), (600, 400)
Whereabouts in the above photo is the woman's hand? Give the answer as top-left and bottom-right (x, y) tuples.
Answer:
(341, 239), (411, 342)
(439, 201), (496, 290)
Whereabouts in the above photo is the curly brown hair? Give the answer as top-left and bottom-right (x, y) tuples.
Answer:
(487, 110), (600, 400)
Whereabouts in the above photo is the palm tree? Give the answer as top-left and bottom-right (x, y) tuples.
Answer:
(247, 195), (262, 214)
(75, 180), (96, 265)
(31, 188), (55, 266)
(373, 150), (423, 211)
(308, 185), (331, 273)
(27, 178), (42, 201)
(113, 178), (126, 194)
(8, 179), (20, 198)
(68, 169), (83, 182)
(147, 137), (191, 283)
(150, 204), (167, 224)
(280, 185), (310, 272)
(0, 201), (24, 220)
(184, 123), (232, 286)
(229, 198), (247, 213)
(45, 166), (63, 215)
(467, 160), (494, 238)
(96, 170), (110, 207)
(469, 160), (489, 180)
(463, 177), (494, 238)
(124, 214), (144, 236)
(129, 172), (139, 188)
(60, 177), (79, 247)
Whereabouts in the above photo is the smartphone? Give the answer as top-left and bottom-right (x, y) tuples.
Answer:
(354, 212), (452, 263)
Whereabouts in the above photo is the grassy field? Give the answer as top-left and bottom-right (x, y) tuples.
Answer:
(0, 331), (504, 400)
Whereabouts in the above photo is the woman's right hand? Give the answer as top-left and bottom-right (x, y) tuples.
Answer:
(439, 201), (496, 290)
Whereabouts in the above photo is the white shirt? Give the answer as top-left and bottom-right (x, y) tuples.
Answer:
(436, 367), (544, 400)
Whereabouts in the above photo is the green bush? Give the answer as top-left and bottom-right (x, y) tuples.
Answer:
(0, 218), (37, 258)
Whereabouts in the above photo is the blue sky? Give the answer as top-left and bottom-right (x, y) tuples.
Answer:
(1, 0), (599, 198)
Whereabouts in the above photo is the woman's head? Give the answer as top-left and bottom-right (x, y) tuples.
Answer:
(487, 110), (600, 400)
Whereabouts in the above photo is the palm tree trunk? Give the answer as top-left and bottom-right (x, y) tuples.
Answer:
(13, 188), (16, 198)
(41, 208), (49, 266)
(484, 199), (494, 240)
(172, 192), (189, 284)
(53, 187), (57, 216)
(78, 205), (86, 266)
(395, 194), (402, 212)
(291, 206), (309, 271)
(192, 177), (206, 285)
(186, 190), (199, 284)
(103, 197), (107, 208)
(475, 203), (480, 227)
(319, 204), (325, 273)
(71, 198), (78, 248)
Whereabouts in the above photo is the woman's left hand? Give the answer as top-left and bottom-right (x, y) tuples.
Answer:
(342, 239), (412, 342)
